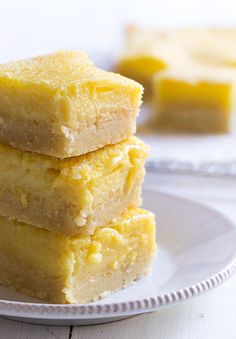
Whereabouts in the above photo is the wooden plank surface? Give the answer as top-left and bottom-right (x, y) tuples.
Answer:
(71, 276), (236, 339)
(0, 317), (70, 339)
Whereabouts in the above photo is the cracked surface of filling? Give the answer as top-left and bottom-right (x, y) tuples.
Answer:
(0, 208), (156, 304)
(0, 136), (149, 235)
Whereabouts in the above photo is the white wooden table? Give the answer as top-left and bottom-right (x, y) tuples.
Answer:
(0, 173), (235, 339)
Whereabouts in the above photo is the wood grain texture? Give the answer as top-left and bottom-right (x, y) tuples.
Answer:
(0, 317), (70, 339)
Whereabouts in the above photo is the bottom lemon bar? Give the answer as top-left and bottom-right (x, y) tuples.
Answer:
(153, 66), (235, 133)
(0, 208), (156, 304)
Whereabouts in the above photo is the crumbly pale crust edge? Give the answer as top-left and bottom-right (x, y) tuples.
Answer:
(0, 113), (136, 158)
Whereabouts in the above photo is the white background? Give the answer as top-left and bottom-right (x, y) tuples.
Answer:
(0, 0), (236, 63)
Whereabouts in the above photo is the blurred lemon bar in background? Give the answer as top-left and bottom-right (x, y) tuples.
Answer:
(0, 137), (148, 235)
(152, 66), (236, 133)
(183, 28), (236, 67)
(0, 50), (143, 158)
(0, 207), (156, 304)
(116, 26), (236, 135)
(116, 26), (189, 96)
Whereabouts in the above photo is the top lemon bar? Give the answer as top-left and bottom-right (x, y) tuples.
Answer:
(0, 50), (143, 158)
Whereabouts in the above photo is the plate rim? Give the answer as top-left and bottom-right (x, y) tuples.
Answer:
(0, 189), (236, 319)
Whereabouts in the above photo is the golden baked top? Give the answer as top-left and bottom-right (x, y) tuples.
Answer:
(0, 136), (149, 182)
(0, 50), (141, 94)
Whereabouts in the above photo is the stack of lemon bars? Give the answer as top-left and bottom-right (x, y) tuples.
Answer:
(0, 50), (156, 303)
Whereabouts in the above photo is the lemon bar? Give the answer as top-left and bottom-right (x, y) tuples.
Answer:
(116, 26), (189, 96)
(0, 208), (156, 304)
(0, 50), (143, 158)
(182, 28), (236, 67)
(152, 66), (236, 133)
(116, 26), (236, 96)
(0, 137), (148, 235)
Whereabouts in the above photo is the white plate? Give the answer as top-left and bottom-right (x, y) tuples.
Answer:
(0, 189), (236, 326)
(139, 133), (236, 164)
